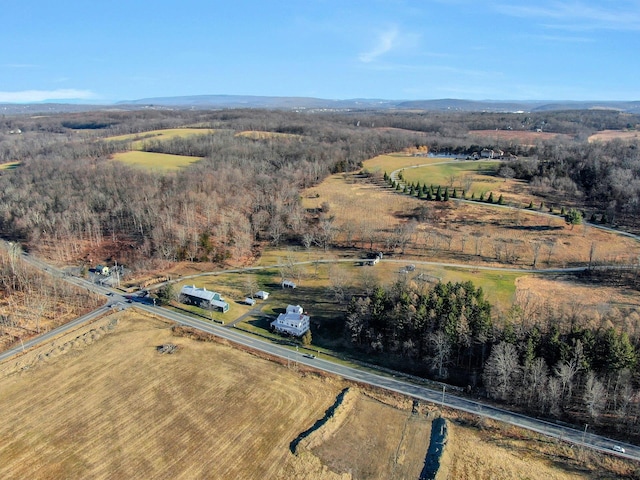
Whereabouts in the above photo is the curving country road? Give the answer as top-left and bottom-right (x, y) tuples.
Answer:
(2, 248), (637, 461)
(2, 185), (639, 463)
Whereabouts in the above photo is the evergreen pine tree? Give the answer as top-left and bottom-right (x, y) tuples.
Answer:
(497, 194), (505, 205)
(443, 189), (450, 201)
(487, 192), (494, 203)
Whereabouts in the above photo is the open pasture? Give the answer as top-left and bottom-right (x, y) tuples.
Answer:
(303, 167), (640, 270)
(362, 153), (445, 175)
(0, 312), (345, 480)
(112, 151), (201, 171)
(588, 129), (640, 143)
(469, 129), (571, 145)
(105, 127), (215, 148)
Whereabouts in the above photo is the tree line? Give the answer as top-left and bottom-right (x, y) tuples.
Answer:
(343, 277), (640, 440)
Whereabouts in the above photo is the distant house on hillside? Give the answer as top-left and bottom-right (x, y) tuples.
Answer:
(180, 285), (229, 312)
(271, 305), (310, 337)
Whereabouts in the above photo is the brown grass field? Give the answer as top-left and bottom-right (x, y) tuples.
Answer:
(0, 311), (345, 479)
(469, 129), (572, 145)
(588, 129), (640, 143)
(1, 311), (634, 479)
(236, 130), (302, 141)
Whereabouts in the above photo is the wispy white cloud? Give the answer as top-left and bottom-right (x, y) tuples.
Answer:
(359, 26), (400, 63)
(494, 1), (640, 31)
(0, 89), (96, 103)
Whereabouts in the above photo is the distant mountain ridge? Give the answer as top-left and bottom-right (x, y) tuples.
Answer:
(2, 95), (639, 114)
(119, 95), (640, 113)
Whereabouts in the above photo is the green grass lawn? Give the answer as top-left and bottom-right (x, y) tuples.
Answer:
(112, 151), (202, 171)
(400, 160), (501, 196)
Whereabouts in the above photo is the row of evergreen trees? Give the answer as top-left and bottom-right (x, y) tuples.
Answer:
(383, 171), (505, 205)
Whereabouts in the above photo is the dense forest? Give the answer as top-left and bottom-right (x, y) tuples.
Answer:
(343, 276), (640, 438)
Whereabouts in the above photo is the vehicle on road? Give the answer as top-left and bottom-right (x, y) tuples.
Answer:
(303, 353), (316, 359)
(613, 445), (625, 453)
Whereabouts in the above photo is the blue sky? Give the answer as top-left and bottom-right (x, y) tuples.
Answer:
(1, 0), (639, 103)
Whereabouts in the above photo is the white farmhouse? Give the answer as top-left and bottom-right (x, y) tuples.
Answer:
(271, 305), (310, 337)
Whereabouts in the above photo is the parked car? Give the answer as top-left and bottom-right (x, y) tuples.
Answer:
(612, 445), (625, 453)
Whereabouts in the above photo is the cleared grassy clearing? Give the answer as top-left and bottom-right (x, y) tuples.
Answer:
(105, 127), (215, 144)
(362, 153), (445, 175)
(236, 130), (302, 140)
(588, 129), (640, 143)
(469, 129), (570, 144)
(112, 151), (201, 171)
(0, 312), (344, 480)
(0, 161), (20, 170)
(399, 160), (501, 196)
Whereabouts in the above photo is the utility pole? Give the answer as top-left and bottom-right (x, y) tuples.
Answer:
(441, 385), (446, 408)
(582, 423), (588, 445)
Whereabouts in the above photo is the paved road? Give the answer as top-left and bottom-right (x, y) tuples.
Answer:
(0, 306), (112, 363)
(134, 302), (639, 461)
(1, 245), (638, 461)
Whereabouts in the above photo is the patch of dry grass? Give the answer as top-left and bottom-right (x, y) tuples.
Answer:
(105, 128), (215, 145)
(447, 413), (637, 480)
(111, 151), (202, 171)
(236, 130), (302, 141)
(588, 129), (640, 143)
(309, 392), (432, 480)
(362, 152), (446, 174)
(469, 129), (571, 145)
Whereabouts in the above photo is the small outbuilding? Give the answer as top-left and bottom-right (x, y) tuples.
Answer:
(282, 280), (297, 289)
(255, 290), (269, 299)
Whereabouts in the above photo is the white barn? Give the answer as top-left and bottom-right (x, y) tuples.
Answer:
(271, 305), (310, 337)
(180, 285), (229, 313)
